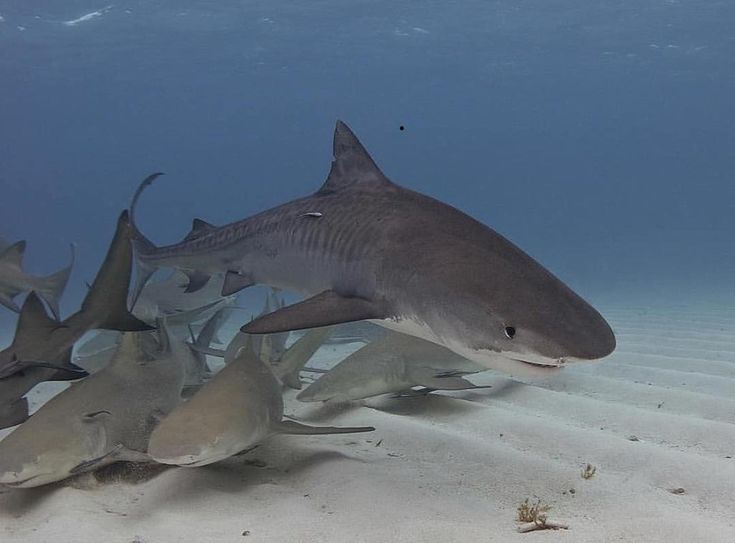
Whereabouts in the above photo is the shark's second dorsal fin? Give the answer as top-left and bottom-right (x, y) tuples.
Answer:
(183, 218), (216, 242)
(0, 240), (26, 269)
(318, 121), (392, 195)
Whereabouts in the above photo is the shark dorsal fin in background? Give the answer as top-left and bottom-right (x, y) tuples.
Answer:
(82, 211), (153, 332)
(183, 218), (216, 242)
(15, 292), (58, 339)
(318, 121), (391, 195)
(0, 240), (27, 269)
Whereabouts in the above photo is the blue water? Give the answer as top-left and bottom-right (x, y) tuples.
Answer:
(1, 1), (734, 326)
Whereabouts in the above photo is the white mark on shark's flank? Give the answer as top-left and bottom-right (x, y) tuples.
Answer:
(303, 212), (323, 218)
(63, 6), (112, 27)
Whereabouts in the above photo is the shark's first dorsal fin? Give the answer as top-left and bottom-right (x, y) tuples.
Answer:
(0, 240), (26, 268)
(318, 121), (391, 195)
(15, 292), (58, 339)
(82, 211), (153, 332)
(183, 218), (216, 242)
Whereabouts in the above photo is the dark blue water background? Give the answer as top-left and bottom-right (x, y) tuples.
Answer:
(1, 1), (734, 328)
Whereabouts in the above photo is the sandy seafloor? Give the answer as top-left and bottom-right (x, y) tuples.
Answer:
(1, 304), (734, 543)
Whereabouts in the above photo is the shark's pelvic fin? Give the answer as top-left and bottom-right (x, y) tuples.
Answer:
(222, 270), (255, 296)
(183, 270), (211, 293)
(241, 290), (388, 334)
(273, 419), (375, 436)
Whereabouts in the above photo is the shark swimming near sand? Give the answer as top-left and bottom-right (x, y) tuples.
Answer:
(0, 211), (151, 429)
(129, 121), (616, 378)
(147, 335), (373, 468)
(0, 325), (185, 488)
(298, 331), (488, 403)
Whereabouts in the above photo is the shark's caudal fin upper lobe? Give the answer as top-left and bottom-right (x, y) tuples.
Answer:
(35, 243), (75, 320)
(81, 211), (152, 332)
(128, 172), (165, 307)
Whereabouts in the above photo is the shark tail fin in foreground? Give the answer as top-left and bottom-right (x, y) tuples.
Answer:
(81, 211), (152, 332)
(273, 419), (374, 436)
(128, 172), (165, 307)
(275, 326), (334, 390)
(35, 243), (75, 320)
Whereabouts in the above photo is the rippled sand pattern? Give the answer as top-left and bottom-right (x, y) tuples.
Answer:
(1, 306), (733, 542)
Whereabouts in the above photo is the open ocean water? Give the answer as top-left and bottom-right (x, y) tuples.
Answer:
(1, 2), (734, 542)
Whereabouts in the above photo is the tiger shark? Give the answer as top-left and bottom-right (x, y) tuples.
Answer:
(0, 239), (74, 320)
(130, 121), (616, 378)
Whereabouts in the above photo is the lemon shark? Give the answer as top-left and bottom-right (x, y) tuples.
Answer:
(298, 331), (489, 403)
(0, 325), (185, 488)
(0, 212), (151, 429)
(147, 331), (372, 468)
(0, 239), (74, 320)
(130, 121), (615, 378)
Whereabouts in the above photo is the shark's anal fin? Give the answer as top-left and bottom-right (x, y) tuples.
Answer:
(273, 419), (375, 436)
(222, 270), (254, 296)
(241, 290), (388, 334)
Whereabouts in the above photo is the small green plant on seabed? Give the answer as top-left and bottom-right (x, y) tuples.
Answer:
(581, 464), (597, 479)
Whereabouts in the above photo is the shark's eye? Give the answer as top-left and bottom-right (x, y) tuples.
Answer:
(504, 326), (516, 339)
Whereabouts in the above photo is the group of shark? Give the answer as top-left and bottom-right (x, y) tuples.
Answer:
(0, 121), (615, 488)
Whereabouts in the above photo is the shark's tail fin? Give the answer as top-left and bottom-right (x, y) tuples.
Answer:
(35, 243), (75, 320)
(81, 211), (152, 332)
(273, 419), (375, 436)
(275, 326), (334, 390)
(128, 172), (165, 307)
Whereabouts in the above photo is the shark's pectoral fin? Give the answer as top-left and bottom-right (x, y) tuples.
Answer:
(222, 270), (255, 296)
(69, 445), (152, 475)
(183, 271), (211, 293)
(273, 419), (375, 436)
(241, 290), (389, 334)
(70, 444), (122, 474)
(418, 375), (491, 391)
